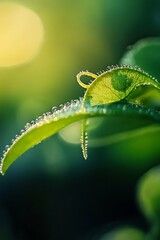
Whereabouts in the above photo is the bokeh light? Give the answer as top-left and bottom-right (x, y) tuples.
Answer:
(0, 0), (160, 239)
(0, 2), (44, 67)
(100, 227), (146, 240)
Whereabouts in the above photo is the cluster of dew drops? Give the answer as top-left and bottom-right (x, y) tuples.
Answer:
(0, 98), (84, 169)
(99, 64), (157, 81)
(1, 65), (159, 173)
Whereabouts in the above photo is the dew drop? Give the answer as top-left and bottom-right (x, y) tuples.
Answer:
(102, 108), (107, 114)
(59, 104), (64, 110)
(36, 116), (41, 122)
(122, 105), (127, 111)
(25, 122), (31, 130)
(5, 145), (9, 151)
(41, 114), (47, 121)
(65, 102), (71, 108)
(106, 66), (111, 71)
(31, 120), (35, 125)
(51, 106), (57, 113)
(20, 129), (25, 134)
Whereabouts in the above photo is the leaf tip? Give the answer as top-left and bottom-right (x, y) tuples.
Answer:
(81, 120), (88, 160)
(81, 138), (88, 160)
(0, 163), (4, 175)
(82, 145), (88, 160)
(83, 154), (88, 160)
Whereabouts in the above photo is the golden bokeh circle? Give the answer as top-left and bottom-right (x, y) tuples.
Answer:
(0, 2), (44, 67)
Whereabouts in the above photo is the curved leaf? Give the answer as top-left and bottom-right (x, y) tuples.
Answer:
(1, 66), (160, 175)
(137, 166), (160, 239)
(100, 227), (146, 240)
(77, 66), (160, 106)
(77, 66), (160, 158)
(89, 124), (160, 147)
(120, 37), (160, 80)
(1, 101), (160, 175)
(137, 166), (160, 222)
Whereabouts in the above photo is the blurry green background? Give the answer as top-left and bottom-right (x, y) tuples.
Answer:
(0, 0), (160, 239)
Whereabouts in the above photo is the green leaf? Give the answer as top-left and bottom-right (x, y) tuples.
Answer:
(120, 37), (160, 80)
(77, 66), (160, 106)
(137, 166), (160, 240)
(1, 101), (160, 175)
(89, 124), (160, 147)
(1, 66), (160, 175)
(81, 119), (88, 159)
(77, 66), (160, 158)
(100, 227), (146, 240)
(137, 166), (160, 222)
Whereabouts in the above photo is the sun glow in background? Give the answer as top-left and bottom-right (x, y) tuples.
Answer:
(0, 1), (160, 239)
(0, 2), (44, 66)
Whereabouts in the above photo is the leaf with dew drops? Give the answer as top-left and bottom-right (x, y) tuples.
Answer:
(1, 101), (160, 175)
(81, 119), (88, 159)
(1, 65), (160, 174)
(120, 37), (160, 80)
(77, 65), (160, 158)
(100, 226), (146, 240)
